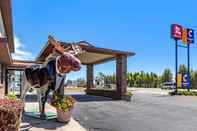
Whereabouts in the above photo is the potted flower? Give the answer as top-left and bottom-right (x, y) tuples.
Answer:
(124, 91), (133, 101)
(51, 95), (76, 123)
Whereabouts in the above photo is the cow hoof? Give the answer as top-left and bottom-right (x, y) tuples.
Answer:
(40, 113), (46, 119)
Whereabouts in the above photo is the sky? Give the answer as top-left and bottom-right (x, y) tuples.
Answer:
(11, 0), (197, 80)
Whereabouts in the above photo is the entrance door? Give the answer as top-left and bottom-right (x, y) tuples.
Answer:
(5, 69), (23, 96)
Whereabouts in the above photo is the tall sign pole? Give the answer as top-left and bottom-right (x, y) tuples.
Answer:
(171, 24), (182, 94)
(187, 28), (194, 91)
(187, 43), (190, 91)
(171, 24), (194, 93)
(175, 40), (178, 93)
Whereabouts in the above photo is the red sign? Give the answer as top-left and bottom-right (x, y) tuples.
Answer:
(171, 24), (195, 44)
(171, 24), (182, 40)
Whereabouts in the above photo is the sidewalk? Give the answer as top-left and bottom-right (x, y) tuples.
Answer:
(20, 117), (86, 131)
(20, 102), (86, 131)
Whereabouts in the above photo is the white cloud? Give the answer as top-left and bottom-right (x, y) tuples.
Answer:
(12, 36), (35, 60)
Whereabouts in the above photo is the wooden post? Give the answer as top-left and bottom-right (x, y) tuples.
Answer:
(87, 64), (94, 92)
(5, 69), (8, 95)
(116, 55), (127, 99)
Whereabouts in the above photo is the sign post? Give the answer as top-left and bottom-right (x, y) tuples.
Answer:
(187, 43), (190, 91)
(171, 24), (194, 94)
(175, 40), (178, 94)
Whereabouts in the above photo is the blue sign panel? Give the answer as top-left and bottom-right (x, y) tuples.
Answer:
(187, 29), (194, 44)
(182, 73), (190, 88)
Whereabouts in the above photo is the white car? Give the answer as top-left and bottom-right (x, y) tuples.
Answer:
(162, 82), (176, 90)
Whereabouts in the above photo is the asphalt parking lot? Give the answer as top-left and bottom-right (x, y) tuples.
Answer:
(72, 90), (197, 131)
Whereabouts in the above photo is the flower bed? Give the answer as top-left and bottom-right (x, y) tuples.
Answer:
(176, 91), (197, 96)
(0, 98), (24, 131)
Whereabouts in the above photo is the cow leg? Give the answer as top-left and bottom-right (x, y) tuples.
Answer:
(21, 82), (29, 101)
(40, 88), (50, 119)
(21, 75), (31, 112)
(37, 89), (45, 119)
(21, 75), (29, 101)
(37, 89), (42, 115)
(37, 86), (50, 119)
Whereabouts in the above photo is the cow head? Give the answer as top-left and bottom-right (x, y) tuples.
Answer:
(57, 52), (81, 74)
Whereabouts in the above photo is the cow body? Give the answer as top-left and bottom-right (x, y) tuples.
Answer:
(21, 53), (81, 118)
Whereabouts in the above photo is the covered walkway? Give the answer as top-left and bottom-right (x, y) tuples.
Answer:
(36, 36), (135, 99)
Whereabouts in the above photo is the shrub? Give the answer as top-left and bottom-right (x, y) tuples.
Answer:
(125, 91), (133, 97)
(6, 94), (17, 100)
(176, 91), (197, 96)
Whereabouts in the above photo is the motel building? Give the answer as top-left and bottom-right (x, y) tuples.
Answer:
(0, 0), (15, 97)
(0, 0), (135, 100)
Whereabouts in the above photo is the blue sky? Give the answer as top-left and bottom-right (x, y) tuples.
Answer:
(12, 0), (197, 80)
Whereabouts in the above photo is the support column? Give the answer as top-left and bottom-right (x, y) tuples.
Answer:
(116, 55), (127, 99)
(86, 64), (94, 92)
(5, 68), (8, 95)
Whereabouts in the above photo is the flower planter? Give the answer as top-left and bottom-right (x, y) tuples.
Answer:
(0, 99), (24, 131)
(51, 95), (76, 123)
(56, 108), (73, 123)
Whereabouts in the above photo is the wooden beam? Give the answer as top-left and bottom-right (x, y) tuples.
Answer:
(92, 56), (115, 65)
(48, 35), (65, 55)
(0, 0), (14, 52)
(36, 35), (66, 62)
(81, 45), (135, 56)
(0, 40), (12, 65)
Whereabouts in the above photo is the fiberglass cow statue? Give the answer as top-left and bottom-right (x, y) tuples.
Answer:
(21, 37), (81, 118)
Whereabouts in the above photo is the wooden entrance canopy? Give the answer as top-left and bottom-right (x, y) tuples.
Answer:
(8, 60), (36, 70)
(36, 36), (135, 99)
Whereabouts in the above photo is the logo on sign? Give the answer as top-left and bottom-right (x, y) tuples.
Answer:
(187, 29), (194, 43)
(177, 73), (190, 88)
(171, 24), (182, 40)
(182, 28), (188, 44)
(182, 73), (190, 88)
(171, 24), (195, 44)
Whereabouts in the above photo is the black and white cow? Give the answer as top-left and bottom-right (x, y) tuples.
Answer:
(21, 50), (81, 118)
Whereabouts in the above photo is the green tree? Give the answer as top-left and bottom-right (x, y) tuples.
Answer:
(76, 78), (86, 87)
(127, 73), (135, 87)
(105, 74), (116, 84)
(161, 69), (173, 83)
(191, 70), (197, 89)
(179, 64), (187, 74)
